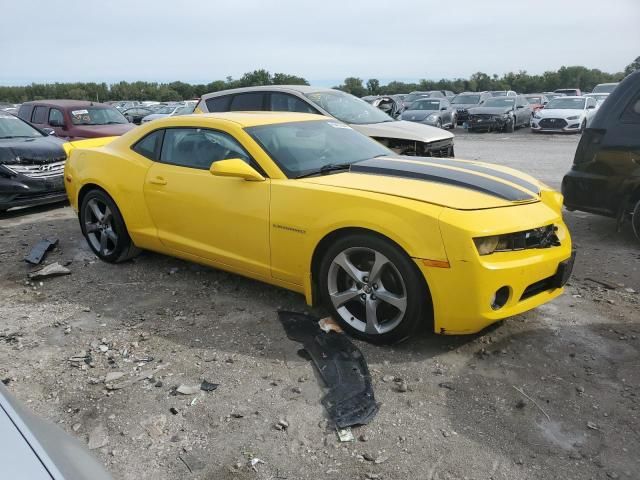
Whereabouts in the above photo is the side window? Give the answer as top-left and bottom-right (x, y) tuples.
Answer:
(205, 96), (231, 112)
(48, 108), (64, 125)
(620, 93), (640, 124)
(160, 128), (251, 170)
(229, 93), (266, 111)
(17, 105), (32, 121)
(31, 106), (48, 124)
(132, 129), (164, 161)
(270, 93), (317, 114)
(587, 98), (596, 108)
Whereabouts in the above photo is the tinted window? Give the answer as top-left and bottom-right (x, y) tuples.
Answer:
(49, 108), (64, 125)
(205, 96), (231, 112)
(160, 128), (250, 169)
(132, 129), (164, 161)
(230, 93), (265, 111)
(270, 93), (317, 113)
(17, 105), (32, 120)
(32, 106), (48, 124)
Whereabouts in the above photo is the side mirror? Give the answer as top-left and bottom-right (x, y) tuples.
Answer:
(42, 127), (56, 136)
(210, 158), (265, 182)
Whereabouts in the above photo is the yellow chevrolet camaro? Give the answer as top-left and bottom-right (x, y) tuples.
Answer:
(63, 112), (574, 344)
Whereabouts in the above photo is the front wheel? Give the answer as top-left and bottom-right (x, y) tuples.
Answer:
(80, 189), (140, 263)
(505, 116), (515, 133)
(318, 234), (430, 344)
(580, 119), (587, 133)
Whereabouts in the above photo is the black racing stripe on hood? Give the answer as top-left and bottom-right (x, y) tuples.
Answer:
(351, 158), (535, 202)
(414, 158), (541, 194)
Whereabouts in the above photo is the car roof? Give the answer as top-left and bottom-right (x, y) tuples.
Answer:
(152, 111), (327, 128)
(200, 85), (328, 100)
(22, 100), (111, 108)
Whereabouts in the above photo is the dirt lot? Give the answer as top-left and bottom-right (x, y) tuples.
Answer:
(1, 129), (638, 480)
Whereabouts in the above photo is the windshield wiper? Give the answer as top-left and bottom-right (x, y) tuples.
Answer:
(0, 135), (33, 139)
(296, 163), (352, 179)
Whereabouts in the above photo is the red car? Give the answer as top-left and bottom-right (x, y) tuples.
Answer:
(18, 100), (135, 140)
(524, 94), (549, 113)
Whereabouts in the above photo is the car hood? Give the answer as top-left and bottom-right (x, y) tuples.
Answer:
(467, 106), (512, 115)
(0, 136), (66, 164)
(536, 109), (584, 118)
(401, 110), (439, 121)
(351, 120), (453, 142)
(70, 123), (135, 138)
(451, 103), (480, 110)
(300, 156), (542, 211)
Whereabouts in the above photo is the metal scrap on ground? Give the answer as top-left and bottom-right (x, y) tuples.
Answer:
(278, 311), (379, 429)
(28, 261), (70, 279)
(24, 238), (59, 265)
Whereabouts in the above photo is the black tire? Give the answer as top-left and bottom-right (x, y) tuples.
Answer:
(80, 189), (140, 263)
(632, 199), (640, 243)
(318, 233), (431, 344)
(449, 115), (456, 129)
(505, 116), (515, 133)
(580, 119), (586, 133)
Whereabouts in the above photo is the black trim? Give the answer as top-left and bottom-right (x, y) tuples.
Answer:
(422, 158), (540, 194)
(351, 158), (535, 201)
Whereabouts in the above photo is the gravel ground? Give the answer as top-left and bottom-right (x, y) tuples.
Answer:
(0, 129), (638, 480)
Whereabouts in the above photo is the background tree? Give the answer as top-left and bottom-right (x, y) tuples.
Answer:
(336, 77), (367, 97)
(624, 56), (640, 75)
(366, 78), (381, 95)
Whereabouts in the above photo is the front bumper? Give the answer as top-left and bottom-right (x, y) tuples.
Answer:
(531, 117), (582, 132)
(418, 201), (573, 334)
(468, 115), (509, 131)
(0, 173), (67, 210)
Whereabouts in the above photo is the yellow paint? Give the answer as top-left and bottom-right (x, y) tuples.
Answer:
(64, 112), (573, 334)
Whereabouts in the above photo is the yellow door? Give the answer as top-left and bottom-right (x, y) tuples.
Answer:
(142, 127), (271, 277)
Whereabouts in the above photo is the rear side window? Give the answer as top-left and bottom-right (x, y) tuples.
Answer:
(269, 93), (317, 113)
(49, 108), (64, 125)
(32, 106), (48, 124)
(621, 92), (640, 124)
(230, 93), (266, 111)
(205, 96), (231, 112)
(132, 129), (164, 160)
(17, 105), (32, 120)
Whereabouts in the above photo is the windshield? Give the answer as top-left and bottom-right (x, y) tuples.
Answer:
(304, 91), (392, 125)
(0, 115), (44, 138)
(483, 98), (515, 108)
(409, 100), (441, 111)
(70, 107), (128, 125)
(592, 84), (617, 94)
(452, 94), (480, 104)
(247, 119), (390, 178)
(546, 98), (586, 110)
(526, 97), (542, 104)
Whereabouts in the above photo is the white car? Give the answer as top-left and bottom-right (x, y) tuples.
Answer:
(141, 104), (193, 123)
(584, 93), (609, 109)
(530, 96), (597, 133)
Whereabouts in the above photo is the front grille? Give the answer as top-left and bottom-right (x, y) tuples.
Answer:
(5, 159), (65, 179)
(520, 275), (555, 300)
(539, 118), (567, 129)
(469, 114), (494, 121)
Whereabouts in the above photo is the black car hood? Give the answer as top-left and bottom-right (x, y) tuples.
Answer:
(0, 136), (66, 164)
(467, 106), (512, 115)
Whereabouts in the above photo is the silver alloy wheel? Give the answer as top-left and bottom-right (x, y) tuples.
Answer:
(327, 247), (407, 335)
(84, 198), (118, 256)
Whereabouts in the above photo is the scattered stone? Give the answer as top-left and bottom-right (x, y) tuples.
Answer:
(374, 455), (389, 464)
(625, 288), (636, 294)
(365, 474), (381, 480)
(576, 386), (585, 394)
(382, 375), (395, 383)
(438, 382), (455, 390)
(140, 414), (166, 438)
(396, 381), (408, 393)
(275, 419), (289, 431)
(99, 345), (109, 353)
(104, 372), (124, 383)
(587, 421), (600, 430)
(28, 262), (71, 280)
(298, 376), (308, 383)
(176, 385), (200, 395)
(88, 424), (109, 450)
(362, 452), (375, 462)
(607, 472), (619, 479)
(291, 386), (302, 394)
(169, 407), (179, 415)
(179, 453), (206, 473)
(359, 434), (369, 442)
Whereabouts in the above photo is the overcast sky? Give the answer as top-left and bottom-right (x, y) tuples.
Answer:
(2, 0), (639, 86)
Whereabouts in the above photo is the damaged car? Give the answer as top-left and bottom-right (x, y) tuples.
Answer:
(195, 86), (454, 157)
(0, 111), (67, 213)
(64, 112), (573, 344)
(451, 92), (492, 125)
(400, 97), (456, 129)
(562, 70), (640, 240)
(467, 95), (532, 132)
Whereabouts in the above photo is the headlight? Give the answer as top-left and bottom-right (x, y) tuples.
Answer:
(533, 113), (541, 119)
(474, 226), (560, 256)
(427, 113), (438, 120)
(567, 115), (579, 120)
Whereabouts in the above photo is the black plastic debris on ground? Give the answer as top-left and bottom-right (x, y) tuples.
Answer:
(24, 238), (59, 265)
(200, 380), (219, 392)
(278, 311), (379, 428)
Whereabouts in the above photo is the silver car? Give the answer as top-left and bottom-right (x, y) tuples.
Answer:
(0, 383), (111, 479)
(196, 86), (455, 157)
(400, 97), (456, 129)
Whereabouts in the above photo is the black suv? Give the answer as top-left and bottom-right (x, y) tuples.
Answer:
(562, 70), (640, 240)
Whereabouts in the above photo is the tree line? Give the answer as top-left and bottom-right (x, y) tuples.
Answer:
(1, 58), (638, 104)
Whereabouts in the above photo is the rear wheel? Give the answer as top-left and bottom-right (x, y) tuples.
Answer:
(318, 233), (430, 344)
(80, 189), (140, 263)
(632, 199), (640, 242)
